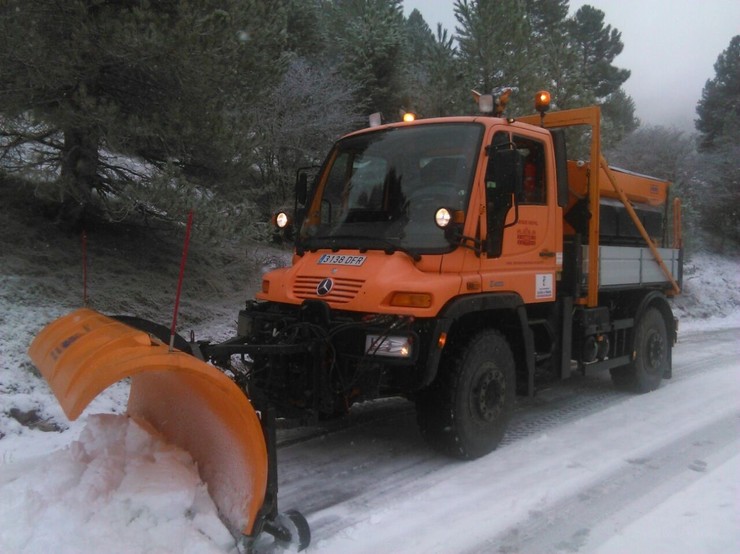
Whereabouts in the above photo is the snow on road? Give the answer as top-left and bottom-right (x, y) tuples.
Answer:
(292, 325), (740, 554)
(1, 319), (738, 553)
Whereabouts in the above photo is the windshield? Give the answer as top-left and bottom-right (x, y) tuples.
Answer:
(299, 123), (484, 255)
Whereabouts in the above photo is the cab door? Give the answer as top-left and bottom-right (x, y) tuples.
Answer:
(480, 130), (561, 303)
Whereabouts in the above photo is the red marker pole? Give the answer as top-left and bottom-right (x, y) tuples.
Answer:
(170, 210), (194, 351)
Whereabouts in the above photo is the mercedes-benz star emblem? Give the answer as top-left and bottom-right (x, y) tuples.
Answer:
(316, 278), (333, 296)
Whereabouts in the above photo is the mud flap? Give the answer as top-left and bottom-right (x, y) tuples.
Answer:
(28, 308), (268, 537)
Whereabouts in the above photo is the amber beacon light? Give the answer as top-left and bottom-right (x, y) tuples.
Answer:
(535, 90), (551, 114)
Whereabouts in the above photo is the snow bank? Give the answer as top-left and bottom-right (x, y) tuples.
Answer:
(673, 252), (740, 322)
(0, 415), (236, 554)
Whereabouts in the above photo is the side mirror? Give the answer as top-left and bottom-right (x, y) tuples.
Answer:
(485, 148), (523, 258)
(490, 149), (523, 197)
(296, 172), (308, 206)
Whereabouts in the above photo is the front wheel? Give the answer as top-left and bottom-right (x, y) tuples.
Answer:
(416, 329), (515, 459)
(610, 307), (668, 393)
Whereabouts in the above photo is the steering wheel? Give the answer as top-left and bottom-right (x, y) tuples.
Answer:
(408, 182), (461, 206)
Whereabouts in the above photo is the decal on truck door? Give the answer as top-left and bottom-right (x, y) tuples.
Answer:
(536, 273), (554, 299)
(517, 227), (536, 246)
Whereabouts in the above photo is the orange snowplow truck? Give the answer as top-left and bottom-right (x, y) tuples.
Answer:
(29, 91), (681, 551)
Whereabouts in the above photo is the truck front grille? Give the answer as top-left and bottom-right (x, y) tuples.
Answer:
(293, 276), (365, 304)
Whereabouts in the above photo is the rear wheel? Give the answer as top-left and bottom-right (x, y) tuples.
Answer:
(416, 329), (515, 459)
(610, 307), (667, 393)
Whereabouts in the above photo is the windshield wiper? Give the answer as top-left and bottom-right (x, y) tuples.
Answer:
(305, 235), (422, 262)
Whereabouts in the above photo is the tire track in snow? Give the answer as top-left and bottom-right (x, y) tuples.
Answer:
(470, 411), (740, 554)
(503, 334), (738, 446)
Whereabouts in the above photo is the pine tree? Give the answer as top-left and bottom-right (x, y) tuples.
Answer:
(0, 0), (287, 232)
(455, 0), (535, 114)
(696, 35), (740, 149)
(525, 0), (579, 109)
(324, 0), (407, 118)
(401, 11), (463, 117)
(285, 0), (326, 59)
(452, 0), (637, 139)
(405, 9), (435, 64)
(567, 5), (631, 100)
(694, 35), (740, 250)
(423, 24), (466, 117)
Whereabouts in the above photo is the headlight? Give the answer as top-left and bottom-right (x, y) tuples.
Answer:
(274, 211), (290, 229)
(365, 335), (412, 358)
(435, 207), (452, 228)
(434, 208), (464, 229)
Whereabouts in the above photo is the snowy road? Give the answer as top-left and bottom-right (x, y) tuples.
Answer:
(275, 326), (740, 553)
(1, 324), (737, 553)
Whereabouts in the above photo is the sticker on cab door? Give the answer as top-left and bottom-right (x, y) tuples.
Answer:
(536, 273), (554, 299)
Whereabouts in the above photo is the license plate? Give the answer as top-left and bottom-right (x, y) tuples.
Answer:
(317, 254), (366, 266)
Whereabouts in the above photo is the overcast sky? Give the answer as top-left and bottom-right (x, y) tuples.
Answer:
(403, 0), (740, 132)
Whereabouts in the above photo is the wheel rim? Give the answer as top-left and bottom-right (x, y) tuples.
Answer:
(644, 329), (666, 374)
(473, 364), (505, 422)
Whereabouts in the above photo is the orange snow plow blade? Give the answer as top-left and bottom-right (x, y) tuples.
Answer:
(28, 307), (268, 536)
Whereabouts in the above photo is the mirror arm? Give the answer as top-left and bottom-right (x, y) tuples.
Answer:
(503, 193), (519, 228)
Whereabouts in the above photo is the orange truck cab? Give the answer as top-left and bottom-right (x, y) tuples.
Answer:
(238, 94), (682, 459)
